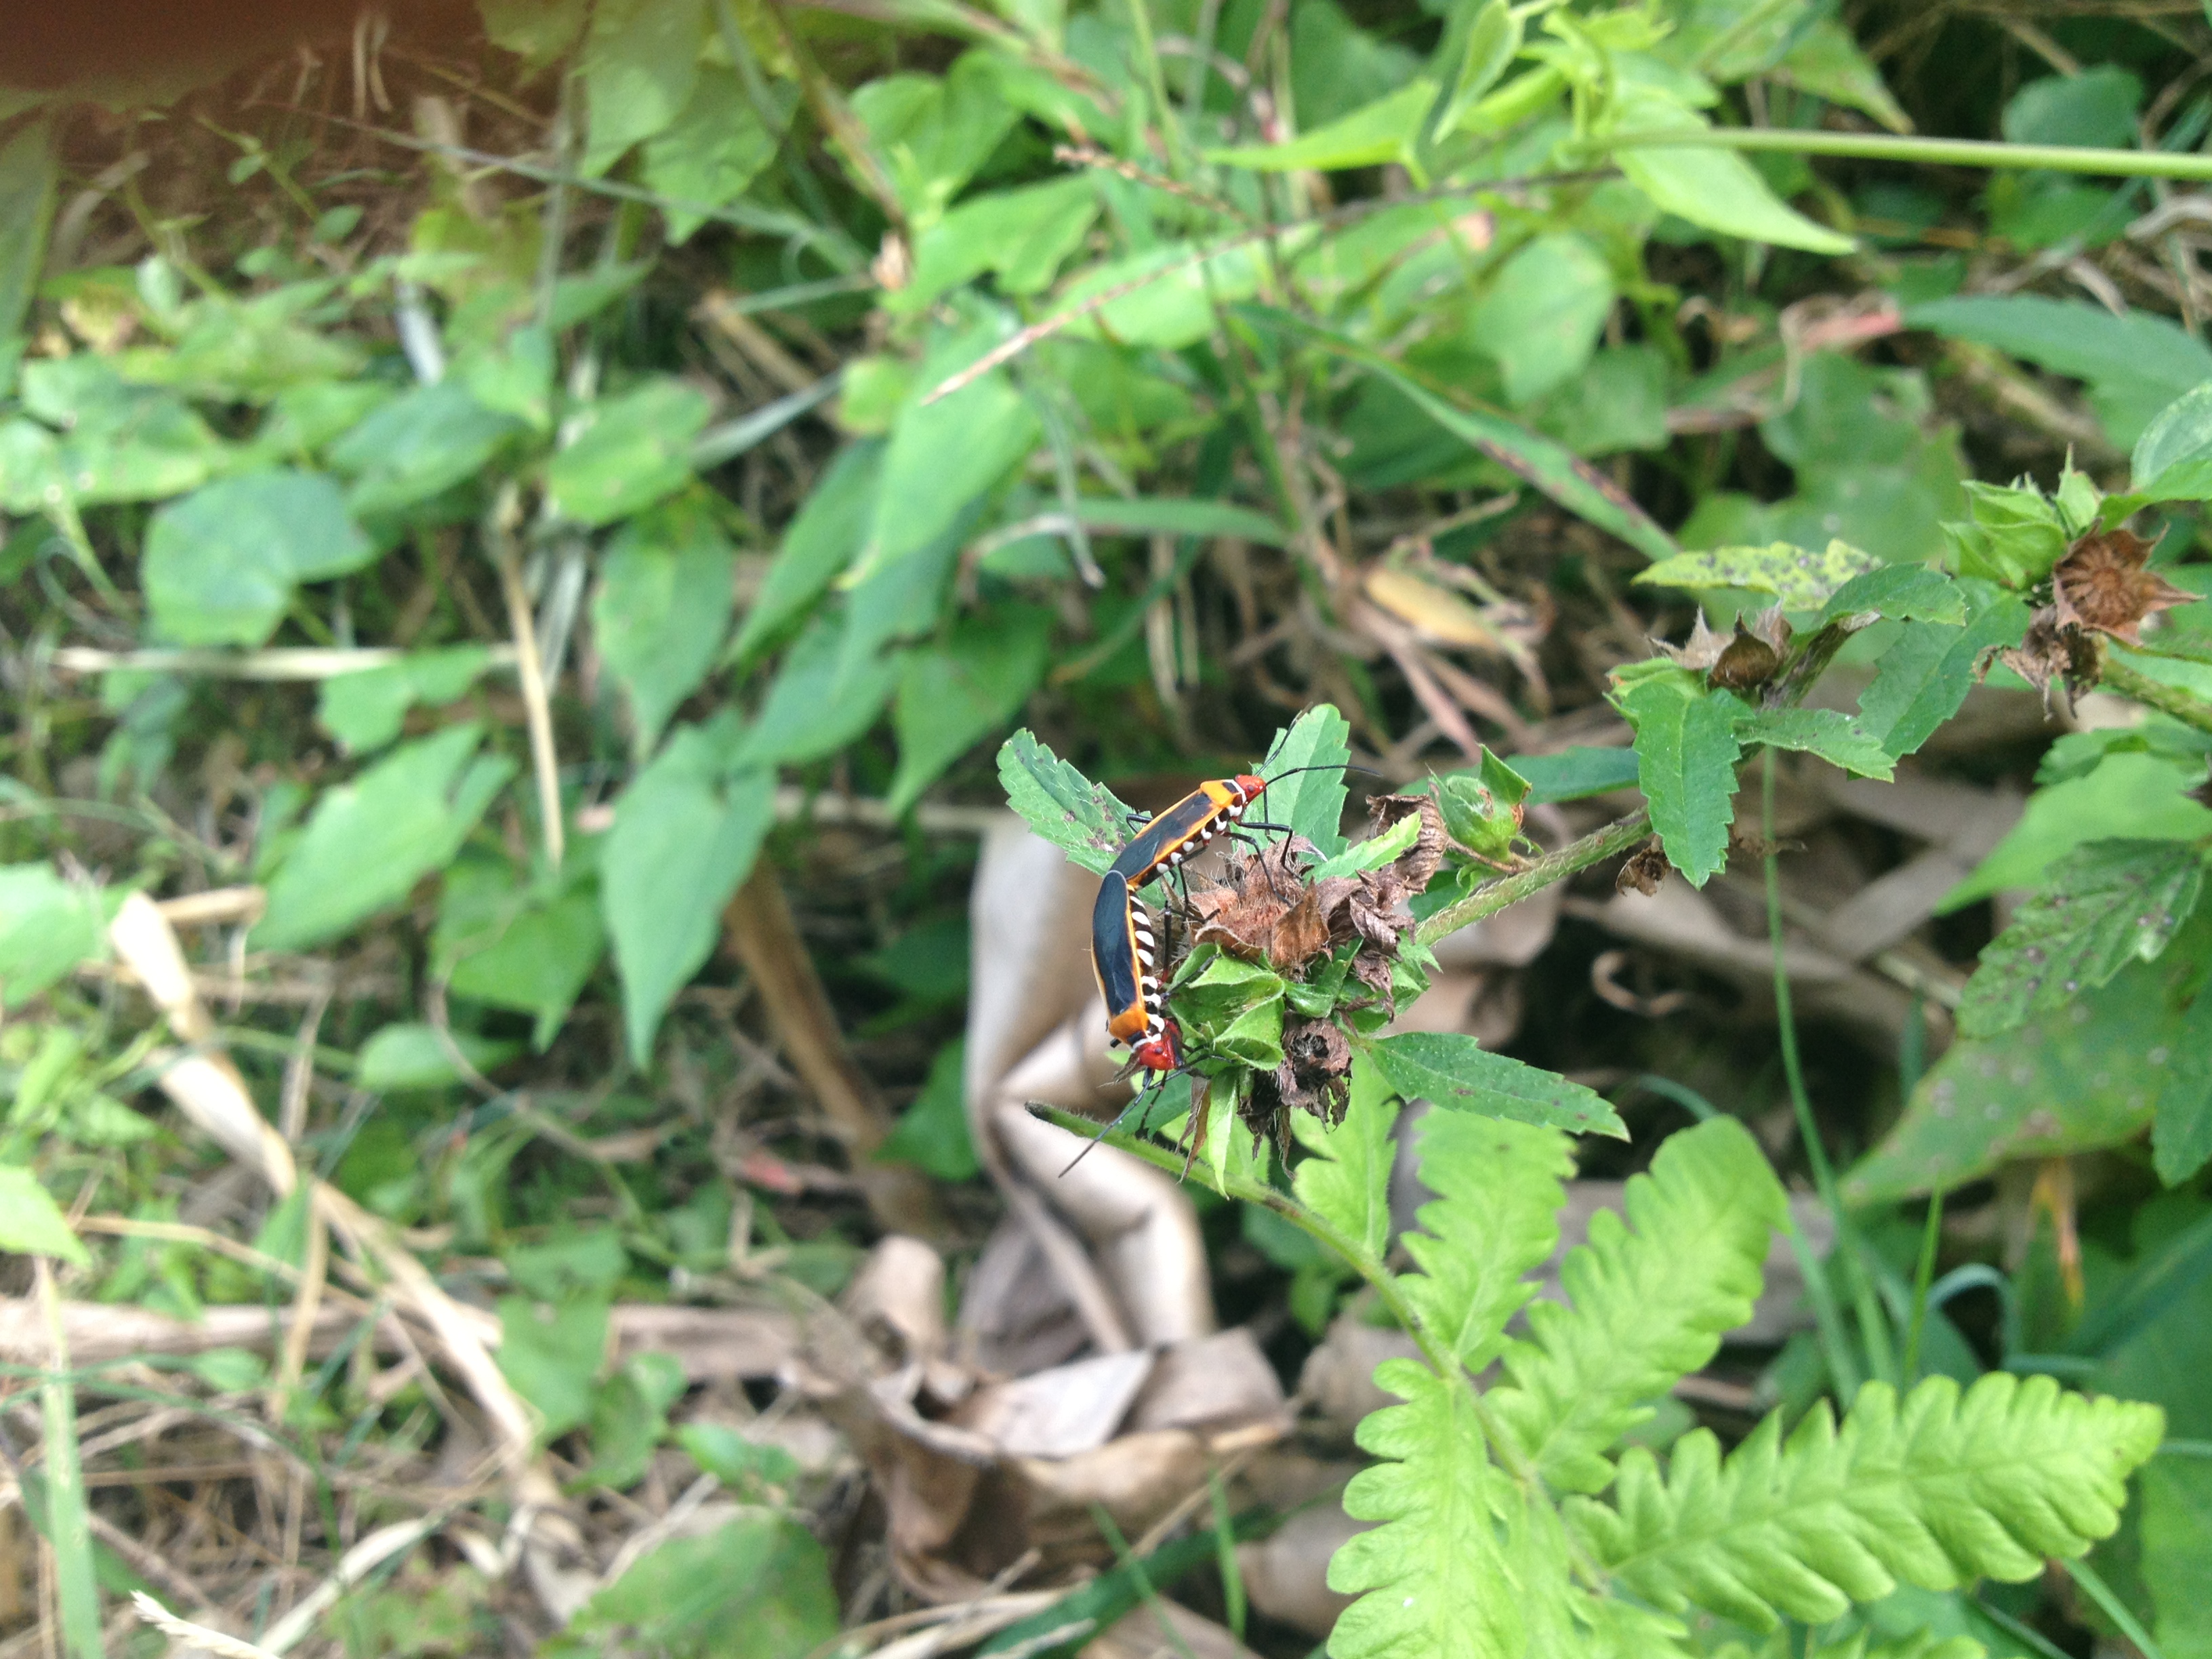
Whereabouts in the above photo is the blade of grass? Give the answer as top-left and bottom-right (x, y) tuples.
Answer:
(2062, 1557), (2165, 1659)
(1904, 1187), (1945, 1381)
(1090, 1504), (1202, 1659)
(37, 1258), (102, 1659)
(1600, 124), (2212, 180)
(1207, 1473), (1246, 1643)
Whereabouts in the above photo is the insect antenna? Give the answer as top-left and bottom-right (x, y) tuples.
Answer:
(1059, 1062), (1195, 1176)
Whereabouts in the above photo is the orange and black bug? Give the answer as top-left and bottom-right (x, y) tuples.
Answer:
(1109, 764), (1372, 896)
(1067, 869), (1189, 1172)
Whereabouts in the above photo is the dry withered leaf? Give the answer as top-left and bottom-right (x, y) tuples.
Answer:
(1656, 607), (1791, 690)
(1999, 605), (2098, 705)
(1367, 792), (1449, 892)
(1616, 837), (1669, 897)
(1272, 1016), (1352, 1126)
(2052, 527), (2194, 646)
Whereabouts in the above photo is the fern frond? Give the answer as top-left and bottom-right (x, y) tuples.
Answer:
(1713, 1635), (1983, 1659)
(1485, 1117), (1786, 1493)
(1571, 1372), (2165, 1631)
(1399, 1113), (1573, 1371)
(1294, 1059), (1399, 1260)
(1326, 1359), (1539, 1659)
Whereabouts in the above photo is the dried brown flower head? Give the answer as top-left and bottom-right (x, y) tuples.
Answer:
(2051, 527), (2194, 646)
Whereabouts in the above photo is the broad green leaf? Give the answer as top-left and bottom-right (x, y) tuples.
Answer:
(1942, 480), (2069, 588)
(594, 497), (735, 751)
(1214, 998), (1287, 1069)
(0, 122), (54, 363)
(1258, 704), (1353, 859)
(1637, 539), (1881, 609)
(1959, 840), (2206, 1038)
(0, 863), (109, 1005)
(1906, 295), (2212, 445)
(497, 1295), (609, 1437)
(546, 380), (711, 526)
(318, 646), (494, 754)
(1420, 757), (1528, 862)
(1816, 564), (1966, 628)
(1307, 809), (1424, 882)
(356, 1022), (523, 1091)
(1943, 751), (2212, 912)
(255, 726), (516, 952)
(848, 54), (1020, 227)
(602, 724), (775, 1065)
(732, 442), (881, 663)
(1574, 1374), (2164, 1629)
(1291, 0), (1423, 127)
(2152, 1016), (2212, 1185)
(1857, 591), (2032, 762)
(996, 729), (1140, 876)
(731, 614), (900, 771)
(1290, 1059), (1399, 1259)
(1328, 1360), (1523, 1659)
(2132, 379), (2212, 485)
(142, 470), (373, 647)
(1607, 89), (1853, 255)
(1772, 18), (1910, 133)
(1208, 79), (1435, 172)
(1614, 668), (1742, 886)
(1473, 232), (1615, 405)
(0, 417), (61, 512)
(1363, 1031), (1626, 1138)
(581, 0), (705, 176)
(887, 607), (1053, 815)
(1400, 1111), (1573, 1370)
(480, 0), (589, 65)
(1258, 307), (1678, 562)
(1489, 1116), (1784, 1492)
(1435, 0), (1522, 136)
(1735, 707), (1896, 781)
(899, 174), (1099, 311)
(329, 381), (524, 518)
(0, 1165), (89, 1266)
(2003, 64), (2142, 148)
(434, 856), (609, 1050)
(878, 1041), (979, 1181)
(1509, 745), (1641, 804)
(2139, 1458), (2212, 1658)
(642, 69), (795, 243)
(564, 1515), (836, 1659)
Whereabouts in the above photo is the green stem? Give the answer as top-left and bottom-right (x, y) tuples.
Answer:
(1415, 810), (1651, 947)
(2099, 650), (2212, 737)
(1762, 753), (1896, 1391)
(1599, 124), (2212, 182)
(1123, 0), (1187, 176)
(36, 1261), (102, 1659)
(2062, 1557), (2167, 1659)
(1904, 1187), (1944, 1382)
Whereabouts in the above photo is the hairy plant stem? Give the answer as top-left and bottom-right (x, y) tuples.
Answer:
(1414, 809), (1651, 946)
(2098, 649), (2212, 737)
(1602, 125), (2212, 182)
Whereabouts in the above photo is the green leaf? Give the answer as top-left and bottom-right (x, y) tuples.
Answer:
(20, 358), (226, 504)
(1364, 1031), (1626, 1138)
(1856, 592), (2032, 762)
(1290, 1059), (1399, 1260)
(1906, 295), (2212, 446)
(496, 1295), (608, 1439)
(1735, 707), (1896, 781)
(1435, 0), (1523, 137)
(2131, 379), (2212, 486)
(1472, 232), (1615, 406)
(356, 1022), (523, 1091)
(1418, 758), (1527, 862)
(580, 1351), (686, 1491)
(1061, 495), (1288, 544)
(1000, 730), (1141, 876)
(732, 442), (880, 663)
(317, 647), (493, 754)
(643, 68), (795, 243)
(1399, 1112), (1573, 1371)
(675, 1423), (800, 1489)
(2003, 64), (2142, 148)
(1816, 565), (1967, 628)
(141, 470), (372, 648)
(1942, 480), (2070, 588)
(329, 381), (524, 518)
(1943, 750), (2212, 912)
(581, 0), (705, 176)
(2152, 1017), (2212, 1185)
(0, 122), (55, 363)
(480, 0), (589, 65)
(1958, 840), (2206, 1038)
(434, 856), (609, 1050)
(1256, 308), (1679, 563)
(1510, 745), (1641, 804)
(255, 726), (516, 952)
(566, 1515), (836, 1659)
(1327, 1359), (1525, 1659)
(1614, 668), (1743, 886)
(601, 724), (775, 1066)
(1637, 539), (1881, 609)
(1214, 998), (1287, 1069)
(1059, 239), (1271, 352)
(731, 613), (901, 771)
(1208, 79), (1435, 173)
(1257, 704), (1353, 859)
(1607, 89), (1853, 255)
(848, 54), (1019, 227)
(888, 607), (1052, 816)
(1488, 1117), (1786, 1493)
(1307, 809), (1424, 882)
(546, 380), (711, 526)
(0, 1165), (89, 1265)
(0, 863), (108, 1005)
(594, 497), (735, 751)
(1772, 18), (1910, 134)
(2139, 1457), (2212, 1659)
(899, 174), (1099, 311)
(878, 1040), (979, 1181)
(1572, 1374), (2165, 1629)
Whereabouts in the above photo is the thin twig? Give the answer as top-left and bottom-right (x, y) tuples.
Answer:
(130, 1594), (282, 1659)
(488, 489), (565, 872)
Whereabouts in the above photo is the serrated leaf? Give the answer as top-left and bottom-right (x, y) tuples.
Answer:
(996, 729), (1139, 876)
(0, 1164), (89, 1265)
(1399, 1111), (1573, 1370)
(1308, 809), (1423, 882)
(1816, 564), (1967, 628)
(1364, 1031), (1626, 1138)
(1290, 1059), (1398, 1261)
(1857, 593), (2032, 760)
(1258, 705), (1353, 859)
(1614, 669), (1743, 886)
(1959, 839), (2205, 1038)
(1637, 539), (1880, 609)
(1736, 707), (1896, 781)
(1214, 996), (1287, 1069)
(1489, 1118), (1786, 1494)
(1572, 1374), (2165, 1630)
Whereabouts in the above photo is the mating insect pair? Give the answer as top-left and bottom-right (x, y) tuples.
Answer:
(1070, 764), (1347, 1172)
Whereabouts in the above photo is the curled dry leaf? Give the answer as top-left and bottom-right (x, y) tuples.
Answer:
(2051, 526), (2194, 646)
(1999, 605), (2099, 705)
(1616, 836), (1671, 897)
(1655, 605), (1790, 690)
